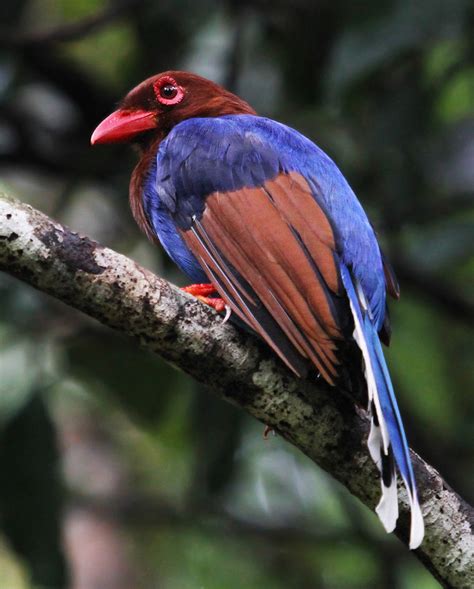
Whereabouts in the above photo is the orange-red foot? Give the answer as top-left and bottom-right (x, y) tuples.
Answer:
(181, 283), (230, 320)
(181, 283), (217, 297)
(196, 295), (227, 313)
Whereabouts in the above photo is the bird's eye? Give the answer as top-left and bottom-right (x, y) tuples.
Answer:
(153, 77), (184, 106)
(161, 84), (178, 99)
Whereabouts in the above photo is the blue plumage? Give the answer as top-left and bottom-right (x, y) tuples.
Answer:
(340, 265), (423, 548)
(145, 115), (386, 328)
(91, 71), (425, 549)
(142, 158), (208, 282)
(141, 114), (423, 547)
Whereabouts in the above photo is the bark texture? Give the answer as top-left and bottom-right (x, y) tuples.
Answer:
(0, 193), (472, 588)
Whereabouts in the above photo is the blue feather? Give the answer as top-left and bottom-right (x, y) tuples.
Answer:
(142, 158), (207, 282)
(148, 114), (386, 324)
(340, 264), (424, 549)
(141, 114), (424, 546)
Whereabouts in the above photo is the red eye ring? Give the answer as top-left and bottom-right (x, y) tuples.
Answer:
(153, 76), (184, 106)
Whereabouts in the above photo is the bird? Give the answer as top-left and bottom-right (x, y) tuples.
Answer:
(91, 70), (424, 549)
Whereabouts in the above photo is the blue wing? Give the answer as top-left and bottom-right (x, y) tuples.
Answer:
(141, 114), (423, 548)
(145, 115), (386, 327)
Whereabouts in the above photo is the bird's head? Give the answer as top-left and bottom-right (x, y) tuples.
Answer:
(91, 71), (256, 146)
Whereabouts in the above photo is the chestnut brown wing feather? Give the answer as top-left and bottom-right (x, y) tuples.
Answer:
(181, 172), (346, 384)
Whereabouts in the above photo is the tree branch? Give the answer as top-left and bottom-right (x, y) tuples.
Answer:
(0, 193), (472, 589)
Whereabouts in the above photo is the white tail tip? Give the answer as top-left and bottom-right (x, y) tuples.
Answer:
(376, 476), (398, 533)
(409, 496), (425, 549)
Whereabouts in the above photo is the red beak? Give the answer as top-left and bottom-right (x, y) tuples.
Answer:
(91, 109), (157, 144)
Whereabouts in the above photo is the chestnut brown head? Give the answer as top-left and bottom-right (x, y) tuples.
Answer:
(91, 71), (255, 145)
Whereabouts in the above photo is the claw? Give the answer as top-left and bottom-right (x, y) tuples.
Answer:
(222, 305), (232, 324)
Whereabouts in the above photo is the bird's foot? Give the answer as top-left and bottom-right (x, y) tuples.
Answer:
(181, 283), (231, 321)
(181, 283), (218, 297)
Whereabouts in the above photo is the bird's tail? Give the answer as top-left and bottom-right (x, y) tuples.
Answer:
(340, 265), (424, 549)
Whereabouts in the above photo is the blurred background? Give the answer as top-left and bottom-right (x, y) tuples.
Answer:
(0, 1), (473, 588)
